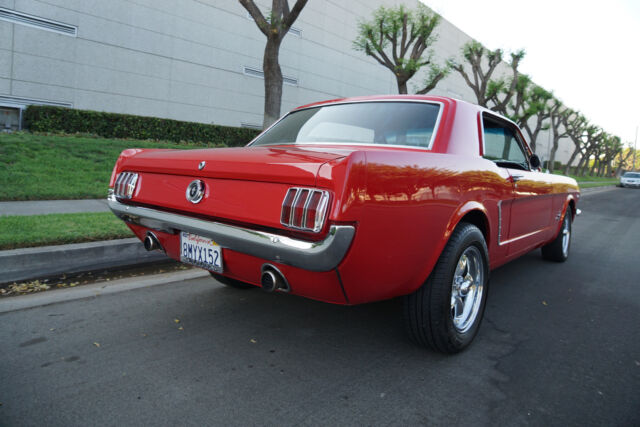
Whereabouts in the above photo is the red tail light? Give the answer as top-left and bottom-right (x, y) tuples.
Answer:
(281, 188), (330, 233)
(114, 172), (139, 199)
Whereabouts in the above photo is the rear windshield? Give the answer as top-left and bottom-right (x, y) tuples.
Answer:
(250, 102), (441, 149)
(623, 172), (640, 178)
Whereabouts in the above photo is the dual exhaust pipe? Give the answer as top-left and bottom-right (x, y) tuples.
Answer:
(143, 232), (163, 252)
(260, 264), (289, 293)
(143, 232), (288, 292)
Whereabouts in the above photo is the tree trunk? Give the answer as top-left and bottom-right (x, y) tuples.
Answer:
(577, 146), (596, 176)
(614, 150), (633, 176)
(563, 147), (581, 175)
(262, 37), (283, 129)
(548, 138), (559, 172)
(575, 156), (585, 176)
(397, 78), (408, 94)
(589, 157), (599, 176)
(579, 156), (591, 176)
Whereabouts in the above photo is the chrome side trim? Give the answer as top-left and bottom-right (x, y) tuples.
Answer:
(499, 226), (549, 246)
(497, 200), (503, 245)
(107, 196), (355, 272)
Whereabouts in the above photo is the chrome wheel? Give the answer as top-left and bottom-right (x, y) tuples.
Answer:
(561, 214), (571, 257)
(451, 246), (484, 333)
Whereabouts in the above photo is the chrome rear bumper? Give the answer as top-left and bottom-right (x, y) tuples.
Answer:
(107, 196), (355, 272)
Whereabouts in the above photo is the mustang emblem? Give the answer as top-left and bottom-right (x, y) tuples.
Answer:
(198, 161), (206, 170)
(186, 180), (205, 204)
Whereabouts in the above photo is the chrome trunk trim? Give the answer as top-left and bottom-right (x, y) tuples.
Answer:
(107, 196), (355, 272)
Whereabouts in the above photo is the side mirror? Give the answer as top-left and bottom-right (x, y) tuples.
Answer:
(530, 154), (541, 169)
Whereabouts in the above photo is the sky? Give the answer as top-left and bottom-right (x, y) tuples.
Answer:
(422, 0), (640, 146)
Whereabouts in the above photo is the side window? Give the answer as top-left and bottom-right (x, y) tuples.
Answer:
(482, 116), (528, 169)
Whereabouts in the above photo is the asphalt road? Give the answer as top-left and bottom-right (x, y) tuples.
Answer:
(1, 187), (639, 426)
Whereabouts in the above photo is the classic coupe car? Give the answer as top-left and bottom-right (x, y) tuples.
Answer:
(108, 95), (579, 353)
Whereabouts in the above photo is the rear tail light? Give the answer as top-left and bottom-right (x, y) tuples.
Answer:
(281, 188), (330, 233)
(113, 172), (139, 199)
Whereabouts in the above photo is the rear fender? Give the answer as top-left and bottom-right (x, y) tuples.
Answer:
(109, 149), (145, 187)
(405, 201), (490, 296)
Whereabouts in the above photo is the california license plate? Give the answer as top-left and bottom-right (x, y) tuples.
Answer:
(180, 232), (223, 272)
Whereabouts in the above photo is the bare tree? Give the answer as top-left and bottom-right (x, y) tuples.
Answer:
(449, 41), (525, 112)
(239, 0), (308, 128)
(353, 4), (448, 94)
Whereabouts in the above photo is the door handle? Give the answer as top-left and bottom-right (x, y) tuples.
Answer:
(510, 174), (524, 182)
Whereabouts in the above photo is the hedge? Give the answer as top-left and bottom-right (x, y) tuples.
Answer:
(543, 160), (563, 171)
(24, 105), (260, 147)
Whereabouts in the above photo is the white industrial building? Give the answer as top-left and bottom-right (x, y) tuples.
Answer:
(0, 0), (573, 163)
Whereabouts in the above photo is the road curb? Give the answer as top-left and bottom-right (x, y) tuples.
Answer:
(0, 238), (167, 284)
(0, 269), (210, 313)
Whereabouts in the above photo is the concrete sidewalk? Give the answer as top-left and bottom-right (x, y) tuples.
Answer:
(0, 199), (109, 216)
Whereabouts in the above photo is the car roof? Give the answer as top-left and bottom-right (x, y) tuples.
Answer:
(292, 94), (464, 110)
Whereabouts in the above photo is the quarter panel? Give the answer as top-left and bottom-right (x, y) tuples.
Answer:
(337, 151), (511, 304)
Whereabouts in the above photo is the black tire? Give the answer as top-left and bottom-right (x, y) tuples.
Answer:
(403, 223), (489, 354)
(209, 272), (255, 289)
(541, 210), (572, 262)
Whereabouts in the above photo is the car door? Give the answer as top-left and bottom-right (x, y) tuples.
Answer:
(481, 113), (554, 257)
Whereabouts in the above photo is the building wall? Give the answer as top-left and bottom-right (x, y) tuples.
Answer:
(0, 0), (572, 163)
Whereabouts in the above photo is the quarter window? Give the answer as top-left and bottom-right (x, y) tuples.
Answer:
(482, 115), (528, 170)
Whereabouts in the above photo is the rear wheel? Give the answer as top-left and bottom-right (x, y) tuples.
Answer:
(403, 223), (489, 354)
(209, 272), (255, 289)
(541, 210), (572, 262)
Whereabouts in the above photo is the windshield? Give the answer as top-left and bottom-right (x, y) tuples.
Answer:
(623, 172), (640, 178)
(250, 102), (441, 148)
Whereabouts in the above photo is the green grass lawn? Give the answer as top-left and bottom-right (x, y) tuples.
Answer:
(552, 171), (618, 189)
(0, 132), (214, 201)
(0, 212), (134, 250)
(579, 181), (618, 189)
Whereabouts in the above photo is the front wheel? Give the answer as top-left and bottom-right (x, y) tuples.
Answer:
(541, 210), (572, 262)
(403, 223), (489, 354)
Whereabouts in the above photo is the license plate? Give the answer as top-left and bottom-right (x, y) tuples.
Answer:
(180, 232), (223, 272)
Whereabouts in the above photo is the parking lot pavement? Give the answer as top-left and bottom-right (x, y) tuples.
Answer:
(0, 187), (638, 426)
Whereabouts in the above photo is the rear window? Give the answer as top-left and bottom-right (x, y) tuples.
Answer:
(250, 102), (441, 149)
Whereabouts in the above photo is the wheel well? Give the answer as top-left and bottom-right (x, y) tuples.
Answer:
(568, 199), (576, 219)
(459, 210), (490, 246)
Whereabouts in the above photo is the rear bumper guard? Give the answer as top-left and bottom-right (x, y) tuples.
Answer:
(107, 195), (355, 272)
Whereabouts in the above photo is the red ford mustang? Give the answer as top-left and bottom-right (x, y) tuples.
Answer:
(108, 95), (580, 353)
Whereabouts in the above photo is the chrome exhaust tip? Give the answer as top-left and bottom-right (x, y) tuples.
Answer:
(260, 264), (290, 293)
(143, 232), (162, 252)
(261, 270), (278, 292)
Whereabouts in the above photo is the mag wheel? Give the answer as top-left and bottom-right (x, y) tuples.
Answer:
(541, 211), (571, 262)
(403, 223), (489, 354)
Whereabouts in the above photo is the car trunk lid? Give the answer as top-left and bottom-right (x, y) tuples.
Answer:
(119, 146), (350, 186)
